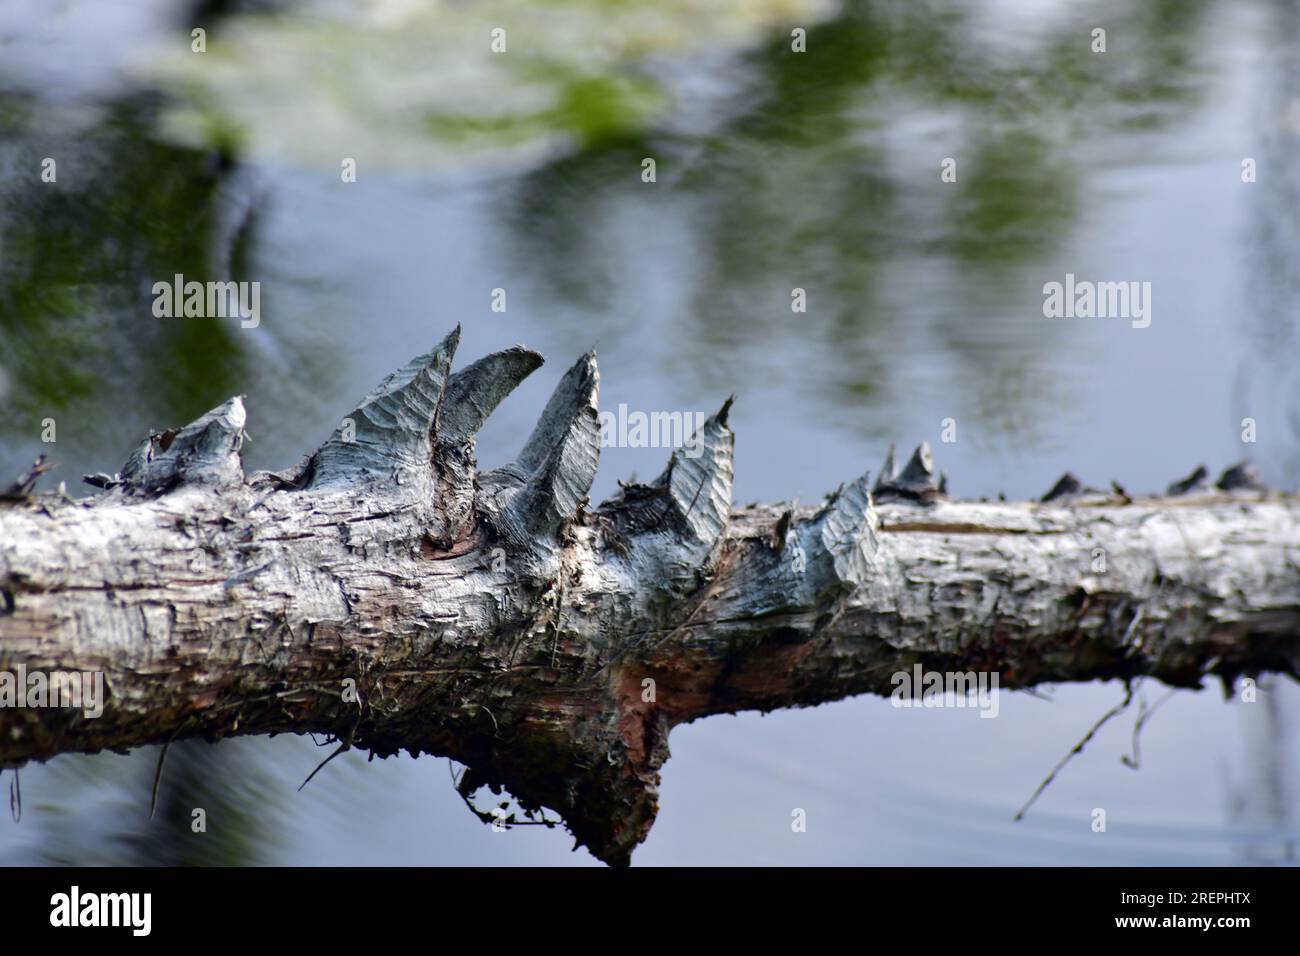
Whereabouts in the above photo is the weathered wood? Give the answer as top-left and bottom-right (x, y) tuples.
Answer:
(2, 331), (1298, 864)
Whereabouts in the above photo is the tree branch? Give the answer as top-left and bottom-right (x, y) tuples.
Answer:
(2, 332), (1297, 864)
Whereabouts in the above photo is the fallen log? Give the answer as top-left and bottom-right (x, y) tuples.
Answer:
(1, 328), (1297, 864)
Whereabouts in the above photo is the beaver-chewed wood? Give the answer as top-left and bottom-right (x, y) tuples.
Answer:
(2, 330), (1298, 864)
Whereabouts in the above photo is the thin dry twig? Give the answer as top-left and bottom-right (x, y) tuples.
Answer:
(1014, 681), (1136, 821)
(1121, 687), (1178, 770)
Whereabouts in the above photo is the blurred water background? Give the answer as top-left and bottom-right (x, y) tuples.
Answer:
(0, 0), (1297, 865)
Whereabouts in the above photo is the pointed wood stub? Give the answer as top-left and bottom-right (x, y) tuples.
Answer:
(658, 397), (734, 550)
(493, 351), (601, 546)
(307, 329), (459, 491)
(811, 471), (878, 586)
(431, 345), (545, 545)
(117, 396), (246, 495)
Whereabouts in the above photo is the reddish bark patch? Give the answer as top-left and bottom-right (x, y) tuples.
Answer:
(646, 639), (822, 725)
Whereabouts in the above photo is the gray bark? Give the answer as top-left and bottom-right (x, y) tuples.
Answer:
(2, 329), (1298, 865)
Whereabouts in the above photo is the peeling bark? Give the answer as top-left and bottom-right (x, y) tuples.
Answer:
(2, 331), (1298, 865)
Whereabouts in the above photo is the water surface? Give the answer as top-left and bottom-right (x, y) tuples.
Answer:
(0, 0), (1296, 865)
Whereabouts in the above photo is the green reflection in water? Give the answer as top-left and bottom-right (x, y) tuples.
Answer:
(0, 0), (1286, 867)
(15, 742), (275, 866)
(0, 93), (250, 460)
(500, 0), (1216, 435)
